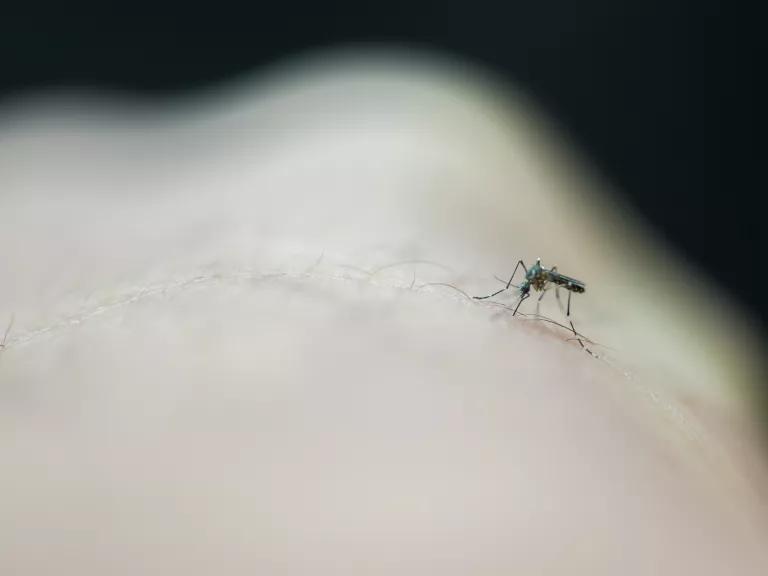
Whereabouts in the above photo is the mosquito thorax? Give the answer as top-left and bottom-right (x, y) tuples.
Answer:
(526, 262), (542, 280)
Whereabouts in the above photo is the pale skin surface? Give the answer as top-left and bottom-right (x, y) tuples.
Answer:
(1, 52), (767, 575)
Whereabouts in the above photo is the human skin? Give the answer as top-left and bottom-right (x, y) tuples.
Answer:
(1, 52), (767, 575)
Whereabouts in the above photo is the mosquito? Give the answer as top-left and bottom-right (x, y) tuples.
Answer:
(474, 258), (589, 349)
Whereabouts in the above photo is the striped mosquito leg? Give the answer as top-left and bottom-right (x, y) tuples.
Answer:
(564, 292), (582, 346)
(512, 292), (529, 315)
(550, 289), (578, 344)
(473, 286), (509, 300)
(565, 292), (595, 356)
(569, 320), (586, 349)
(474, 259), (527, 300)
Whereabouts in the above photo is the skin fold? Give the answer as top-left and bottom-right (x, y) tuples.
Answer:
(1, 51), (767, 575)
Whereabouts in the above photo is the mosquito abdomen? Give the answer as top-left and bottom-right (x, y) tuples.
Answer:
(551, 274), (586, 293)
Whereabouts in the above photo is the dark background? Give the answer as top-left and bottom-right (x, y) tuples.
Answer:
(3, 2), (763, 327)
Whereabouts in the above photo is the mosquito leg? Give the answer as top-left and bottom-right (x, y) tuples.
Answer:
(473, 287), (508, 300)
(474, 259), (527, 300)
(544, 266), (567, 315)
(512, 292), (530, 316)
(569, 320), (586, 348)
(554, 287), (566, 315)
(564, 292), (594, 355)
(504, 260), (527, 289)
(564, 291), (581, 345)
(536, 284), (549, 315)
(562, 294), (587, 349)
(548, 267), (565, 313)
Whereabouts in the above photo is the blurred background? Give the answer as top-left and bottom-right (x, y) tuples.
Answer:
(2, 1), (762, 327)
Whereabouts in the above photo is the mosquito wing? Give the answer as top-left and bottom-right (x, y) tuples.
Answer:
(550, 273), (586, 293)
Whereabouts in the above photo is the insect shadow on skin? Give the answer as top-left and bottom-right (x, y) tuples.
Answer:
(474, 258), (595, 355)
